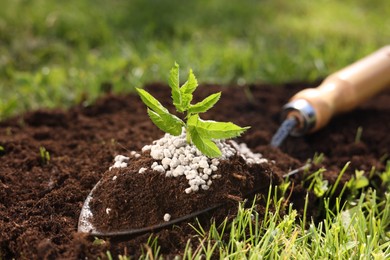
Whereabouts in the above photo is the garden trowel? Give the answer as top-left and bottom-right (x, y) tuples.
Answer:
(78, 179), (222, 238)
(271, 46), (390, 147)
(77, 164), (308, 238)
(78, 46), (390, 238)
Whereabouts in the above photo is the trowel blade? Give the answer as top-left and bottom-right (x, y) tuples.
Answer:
(77, 180), (221, 238)
(77, 180), (101, 234)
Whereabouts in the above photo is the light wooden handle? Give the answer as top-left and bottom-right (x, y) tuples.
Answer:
(290, 46), (390, 132)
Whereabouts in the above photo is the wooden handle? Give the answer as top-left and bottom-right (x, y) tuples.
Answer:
(290, 45), (390, 132)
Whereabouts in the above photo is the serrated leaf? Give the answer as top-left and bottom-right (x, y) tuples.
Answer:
(180, 94), (192, 113)
(169, 63), (182, 111)
(169, 64), (199, 113)
(136, 88), (169, 115)
(147, 108), (183, 136)
(181, 69), (198, 95)
(187, 114), (249, 140)
(187, 113), (198, 125)
(188, 126), (222, 157)
(176, 69), (198, 111)
(188, 92), (221, 114)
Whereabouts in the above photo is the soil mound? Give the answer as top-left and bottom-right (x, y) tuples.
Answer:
(90, 153), (280, 233)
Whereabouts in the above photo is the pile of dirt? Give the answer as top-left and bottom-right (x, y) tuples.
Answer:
(0, 82), (389, 259)
(89, 153), (281, 233)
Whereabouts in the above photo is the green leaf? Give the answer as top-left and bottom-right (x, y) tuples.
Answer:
(188, 92), (221, 114)
(147, 109), (183, 136)
(314, 178), (328, 197)
(188, 126), (222, 157)
(169, 63), (182, 112)
(187, 114), (249, 140)
(136, 88), (169, 115)
(354, 176), (369, 189)
(179, 69), (198, 112)
(136, 86), (183, 136)
(181, 69), (198, 94)
(138, 64), (251, 158)
(180, 94), (192, 113)
(169, 64), (199, 113)
(187, 113), (198, 126)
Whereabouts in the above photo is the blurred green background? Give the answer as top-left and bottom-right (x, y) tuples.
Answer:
(1, 0), (389, 119)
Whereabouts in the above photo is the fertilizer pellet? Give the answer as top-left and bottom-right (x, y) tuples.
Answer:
(201, 185), (209, 190)
(163, 213), (171, 222)
(110, 128), (268, 193)
(138, 167), (148, 174)
(114, 155), (129, 162)
(153, 165), (165, 173)
(109, 160), (128, 171)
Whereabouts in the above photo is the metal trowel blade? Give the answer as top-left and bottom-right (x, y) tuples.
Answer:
(77, 180), (221, 238)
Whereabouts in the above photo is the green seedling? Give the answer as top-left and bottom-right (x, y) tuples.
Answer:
(379, 153), (388, 163)
(39, 146), (50, 164)
(278, 181), (291, 197)
(313, 177), (329, 198)
(354, 126), (363, 143)
(92, 237), (107, 246)
(136, 63), (249, 157)
(312, 152), (325, 165)
(106, 251), (113, 260)
(347, 169), (369, 197)
(118, 255), (131, 260)
(307, 168), (328, 197)
(378, 161), (390, 187)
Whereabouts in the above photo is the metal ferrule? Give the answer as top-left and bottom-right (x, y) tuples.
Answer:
(282, 99), (317, 136)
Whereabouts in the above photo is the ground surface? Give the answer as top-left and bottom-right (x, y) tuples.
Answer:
(0, 83), (389, 259)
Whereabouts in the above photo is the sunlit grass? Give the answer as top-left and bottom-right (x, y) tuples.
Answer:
(168, 182), (389, 259)
(1, 0), (390, 119)
(99, 162), (390, 258)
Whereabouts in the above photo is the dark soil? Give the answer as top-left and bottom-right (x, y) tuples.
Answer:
(0, 82), (389, 259)
(89, 154), (280, 233)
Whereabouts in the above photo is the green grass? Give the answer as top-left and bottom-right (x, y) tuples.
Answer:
(181, 189), (390, 259)
(1, 0), (390, 119)
(182, 163), (389, 259)
(146, 163), (390, 259)
(99, 162), (390, 259)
